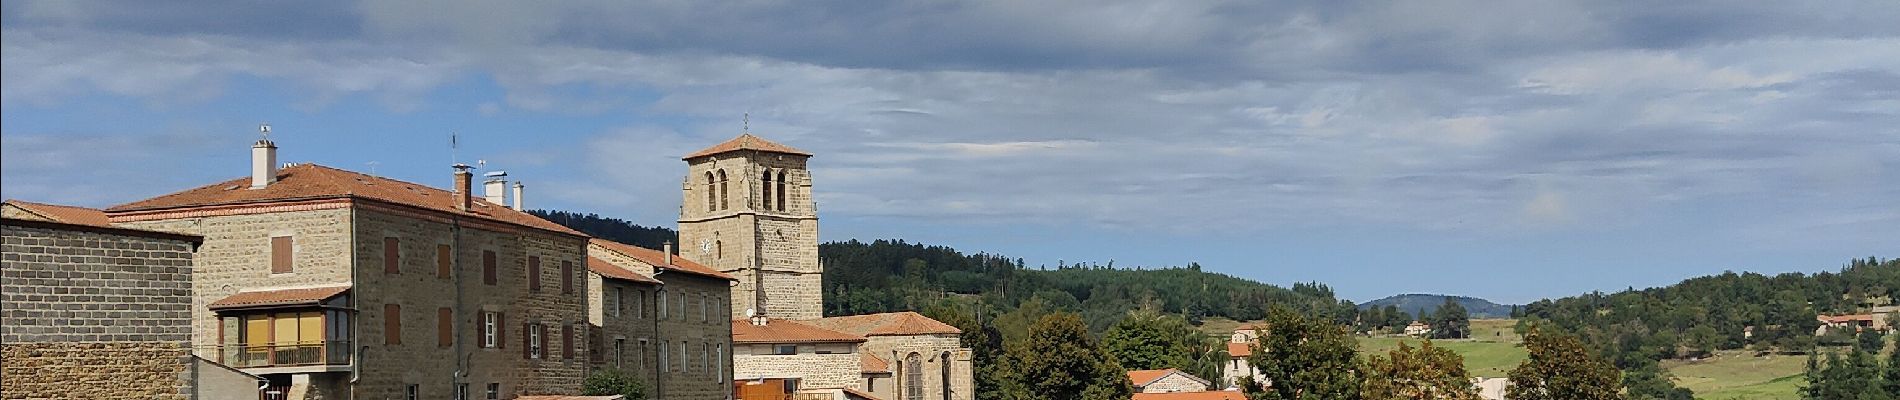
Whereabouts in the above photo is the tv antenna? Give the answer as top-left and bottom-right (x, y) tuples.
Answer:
(259, 123), (271, 140)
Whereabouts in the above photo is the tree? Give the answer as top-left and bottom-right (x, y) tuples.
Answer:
(1802, 349), (1890, 400)
(1102, 307), (1223, 382)
(1507, 329), (1624, 400)
(1621, 362), (1692, 400)
(582, 368), (648, 399)
(1241, 305), (1361, 400)
(1003, 313), (1132, 400)
(1884, 332), (1900, 397)
(1432, 298), (1471, 339)
(1360, 340), (1482, 400)
(1856, 329), (1886, 354)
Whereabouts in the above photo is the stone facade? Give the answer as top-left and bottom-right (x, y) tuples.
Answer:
(1, 219), (201, 399)
(678, 151), (822, 320)
(1135, 372), (1210, 393)
(587, 240), (735, 400)
(858, 334), (973, 400)
(733, 342), (863, 390)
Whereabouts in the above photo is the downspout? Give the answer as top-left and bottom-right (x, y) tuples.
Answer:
(451, 213), (469, 393)
(348, 206), (363, 399)
(651, 269), (666, 400)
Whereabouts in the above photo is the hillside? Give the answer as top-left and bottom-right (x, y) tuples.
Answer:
(1359, 293), (1517, 319)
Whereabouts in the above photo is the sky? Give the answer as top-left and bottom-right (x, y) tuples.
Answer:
(2, 1), (1896, 305)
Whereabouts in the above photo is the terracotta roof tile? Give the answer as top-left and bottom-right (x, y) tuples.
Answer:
(208, 285), (350, 310)
(840, 387), (883, 400)
(1227, 342), (1252, 358)
(861, 353), (891, 374)
(731, 318), (865, 344)
(806, 311), (962, 337)
(588, 239), (735, 281)
(683, 134), (811, 160)
(106, 164), (584, 237)
(588, 256), (661, 285)
(1131, 391), (1248, 400)
(4, 200), (112, 227)
(1127, 369), (1179, 387)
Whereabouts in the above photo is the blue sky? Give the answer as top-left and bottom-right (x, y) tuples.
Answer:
(3, 1), (1896, 304)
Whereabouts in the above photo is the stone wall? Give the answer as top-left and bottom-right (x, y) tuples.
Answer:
(1140, 373), (1209, 393)
(588, 241), (735, 400)
(678, 152), (822, 321)
(733, 343), (861, 390)
(1, 220), (198, 399)
(859, 334), (972, 400)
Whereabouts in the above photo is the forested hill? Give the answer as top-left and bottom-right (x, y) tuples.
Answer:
(531, 210), (1356, 331)
(1359, 294), (1517, 319)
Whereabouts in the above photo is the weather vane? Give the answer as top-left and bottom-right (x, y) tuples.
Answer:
(259, 123), (271, 140)
(743, 112), (750, 133)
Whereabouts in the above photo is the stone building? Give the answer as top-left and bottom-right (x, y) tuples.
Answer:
(101, 139), (592, 399)
(585, 238), (737, 400)
(1126, 369), (1212, 393)
(2, 204), (259, 399)
(1221, 325), (1265, 389)
(677, 133), (975, 400)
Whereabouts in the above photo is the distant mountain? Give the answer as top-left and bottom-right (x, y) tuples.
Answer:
(1359, 294), (1517, 319)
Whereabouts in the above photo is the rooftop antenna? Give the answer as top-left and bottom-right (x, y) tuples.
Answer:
(366, 161), (380, 175)
(259, 123), (271, 140)
(742, 112), (749, 133)
(450, 131), (461, 165)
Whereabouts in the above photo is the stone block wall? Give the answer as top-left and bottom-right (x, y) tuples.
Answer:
(733, 343), (861, 390)
(1, 221), (198, 399)
(1140, 373), (1209, 393)
(859, 334), (971, 400)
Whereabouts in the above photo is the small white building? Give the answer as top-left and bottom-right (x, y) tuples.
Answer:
(1404, 321), (1432, 337)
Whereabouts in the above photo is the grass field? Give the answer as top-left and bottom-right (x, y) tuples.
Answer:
(1664, 351), (1807, 400)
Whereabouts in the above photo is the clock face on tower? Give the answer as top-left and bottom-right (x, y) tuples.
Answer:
(699, 238), (714, 254)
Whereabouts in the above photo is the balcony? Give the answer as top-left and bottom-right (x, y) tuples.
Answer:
(203, 340), (352, 369)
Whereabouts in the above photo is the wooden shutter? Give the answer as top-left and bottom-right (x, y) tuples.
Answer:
(270, 236), (293, 273)
(496, 312), (506, 349)
(589, 327), (604, 363)
(436, 245), (451, 279)
(437, 307), (452, 348)
(528, 256), (541, 291)
(561, 261), (574, 294)
(482, 251), (497, 285)
(522, 323), (532, 359)
(383, 237), (400, 274)
(541, 325), (550, 358)
(562, 323), (574, 359)
(384, 304), (401, 345)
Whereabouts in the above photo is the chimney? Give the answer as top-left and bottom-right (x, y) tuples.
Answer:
(483, 171), (508, 204)
(663, 241), (674, 266)
(511, 182), (525, 211)
(453, 164), (473, 211)
(250, 139), (278, 189)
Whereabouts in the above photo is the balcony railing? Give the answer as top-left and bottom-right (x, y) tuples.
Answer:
(203, 340), (352, 368)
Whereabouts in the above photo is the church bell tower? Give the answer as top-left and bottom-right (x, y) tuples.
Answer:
(677, 133), (822, 320)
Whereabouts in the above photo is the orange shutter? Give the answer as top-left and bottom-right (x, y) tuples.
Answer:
(270, 236), (293, 273)
(384, 304), (401, 345)
(437, 307), (452, 348)
(436, 245), (452, 279)
(528, 256), (542, 291)
(561, 261), (574, 294)
(383, 237), (400, 274)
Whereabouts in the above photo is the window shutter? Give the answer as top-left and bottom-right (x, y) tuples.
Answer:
(383, 237), (400, 274)
(483, 251), (497, 285)
(437, 307), (452, 348)
(562, 323), (574, 359)
(522, 323), (532, 359)
(540, 325), (550, 359)
(561, 261), (574, 294)
(528, 256), (541, 291)
(436, 245), (451, 279)
(384, 304), (401, 345)
(496, 312), (506, 349)
(270, 236), (293, 273)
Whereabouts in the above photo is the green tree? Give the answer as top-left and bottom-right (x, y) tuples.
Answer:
(1360, 340), (1481, 400)
(1856, 329), (1886, 354)
(582, 368), (648, 399)
(1884, 332), (1900, 396)
(1432, 298), (1471, 339)
(1102, 307), (1223, 382)
(1802, 349), (1891, 400)
(1241, 306), (1361, 400)
(1507, 329), (1624, 400)
(1003, 313), (1132, 400)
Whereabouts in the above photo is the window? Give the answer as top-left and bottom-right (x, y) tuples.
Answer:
(406, 384), (418, 400)
(716, 343), (726, 384)
(634, 290), (645, 319)
(942, 351), (954, 400)
(700, 294), (707, 322)
(528, 256), (542, 291)
(485, 383), (499, 400)
(716, 240), (723, 259)
(561, 261), (574, 294)
(705, 171), (716, 212)
(717, 169), (729, 210)
(659, 340), (669, 371)
(481, 312), (499, 348)
(562, 323), (575, 360)
(384, 304), (401, 345)
(270, 236), (293, 273)
(680, 341), (688, 372)
(639, 339), (650, 371)
(615, 338), (626, 368)
(702, 343), (710, 374)
(776, 170), (788, 211)
(906, 353), (924, 400)
(528, 323), (543, 359)
(659, 290), (668, 320)
(384, 237), (401, 274)
(610, 287), (622, 317)
(436, 244), (452, 279)
(437, 307), (453, 348)
(482, 250), (497, 285)
(762, 170), (773, 210)
(456, 383), (468, 400)
(775, 345), (797, 355)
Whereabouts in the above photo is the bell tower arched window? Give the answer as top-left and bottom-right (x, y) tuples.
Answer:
(717, 170), (729, 210)
(905, 352), (923, 400)
(775, 170), (788, 212)
(704, 171), (716, 213)
(941, 351), (953, 400)
(761, 170), (774, 211)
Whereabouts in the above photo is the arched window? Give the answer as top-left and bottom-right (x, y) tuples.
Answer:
(761, 170), (774, 211)
(941, 351), (953, 400)
(717, 170), (729, 210)
(905, 352), (924, 400)
(704, 171), (715, 212)
(775, 170), (788, 212)
(715, 240), (723, 259)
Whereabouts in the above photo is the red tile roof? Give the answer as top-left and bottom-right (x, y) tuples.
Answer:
(731, 318), (865, 344)
(588, 256), (661, 285)
(861, 353), (891, 374)
(1227, 342), (1253, 358)
(589, 239), (735, 281)
(208, 285), (351, 310)
(1127, 369), (1180, 387)
(106, 164), (583, 237)
(1131, 391), (1248, 400)
(806, 311), (962, 337)
(683, 134), (812, 160)
(4, 200), (112, 227)
(1819, 314), (1876, 323)
(840, 387), (883, 400)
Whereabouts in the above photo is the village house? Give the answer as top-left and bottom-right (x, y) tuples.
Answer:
(100, 137), (592, 399)
(1404, 321), (1432, 337)
(1, 201), (262, 399)
(1130, 391), (1247, 400)
(1127, 369), (1212, 393)
(1221, 325), (1266, 388)
(585, 237), (737, 399)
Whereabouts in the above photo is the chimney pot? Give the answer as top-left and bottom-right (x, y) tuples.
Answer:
(483, 171), (508, 205)
(453, 164), (474, 211)
(511, 182), (525, 211)
(663, 241), (674, 266)
(250, 140), (278, 189)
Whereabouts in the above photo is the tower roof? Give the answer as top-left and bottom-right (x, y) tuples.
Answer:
(682, 133), (812, 160)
